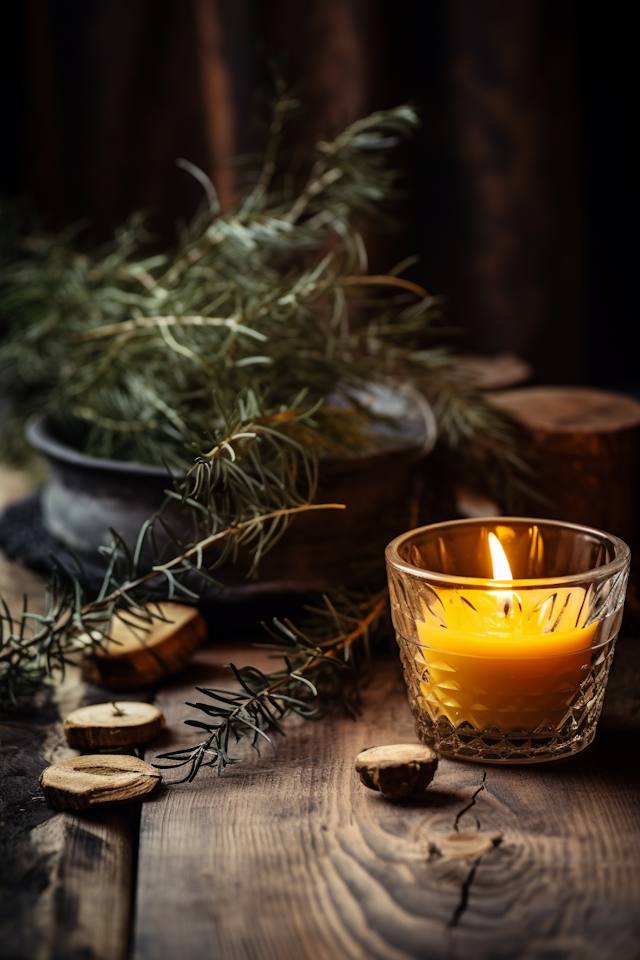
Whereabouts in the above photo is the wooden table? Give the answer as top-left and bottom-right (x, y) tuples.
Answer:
(2, 469), (640, 960)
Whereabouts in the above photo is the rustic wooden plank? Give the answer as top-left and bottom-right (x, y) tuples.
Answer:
(5, 461), (639, 959)
(133, 638), (640, 960)
(1, 465), (140, 960)
(0, 675), (141, 960)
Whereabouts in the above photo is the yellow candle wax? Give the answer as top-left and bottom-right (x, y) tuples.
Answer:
(415, 534), (598, 733)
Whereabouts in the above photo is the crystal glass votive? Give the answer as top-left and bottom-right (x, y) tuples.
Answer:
(385, 518), (630, 763)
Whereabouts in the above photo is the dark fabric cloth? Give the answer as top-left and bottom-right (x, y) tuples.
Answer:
(0, 493), (117, 595)
(0, 493), (102, 584)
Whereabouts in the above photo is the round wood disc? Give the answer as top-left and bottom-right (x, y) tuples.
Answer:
(489, 386), (640, 544)
(40, 754), (161, 810)
(63, 701), (165, 749)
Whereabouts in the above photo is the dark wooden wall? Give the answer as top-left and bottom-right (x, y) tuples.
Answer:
(0, 1), (634, 385)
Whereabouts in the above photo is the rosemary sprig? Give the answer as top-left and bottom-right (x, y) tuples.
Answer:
(0, 501), (345, 707)
(0, 394), (339, 705)
(155, 591), (388, 781)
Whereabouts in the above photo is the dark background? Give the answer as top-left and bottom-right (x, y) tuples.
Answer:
(0, 1), (634, 386)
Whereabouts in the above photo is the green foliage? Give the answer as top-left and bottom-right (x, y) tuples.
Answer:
(0, 401), (342, 706)
(0, 104), (437, 469)
(0, 95), (522, 504)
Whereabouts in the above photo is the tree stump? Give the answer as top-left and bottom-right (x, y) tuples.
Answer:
(455, 352), (532, 391)
(490, 386), (640, 548)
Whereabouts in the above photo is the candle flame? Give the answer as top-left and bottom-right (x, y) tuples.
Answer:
(488, 532), (513, 581)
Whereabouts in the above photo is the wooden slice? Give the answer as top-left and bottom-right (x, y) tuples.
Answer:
(39, 754), (161, 811)
(355, 744), (438, 800)
(63, 701), (165, 749)
(82, 602), (207, 690)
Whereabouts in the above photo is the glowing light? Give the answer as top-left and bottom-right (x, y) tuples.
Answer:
(488, 532), (513, 581)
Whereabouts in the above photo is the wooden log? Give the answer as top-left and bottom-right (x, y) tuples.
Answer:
(64, 701), (165, 749)
(82, 602), (207, 689)
(490, 386), (640, 545)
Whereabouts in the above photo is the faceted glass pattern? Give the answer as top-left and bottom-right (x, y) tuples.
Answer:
(386, 518), (630, 764)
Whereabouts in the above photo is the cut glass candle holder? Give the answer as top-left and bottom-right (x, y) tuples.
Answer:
(385, 518), (630, 763)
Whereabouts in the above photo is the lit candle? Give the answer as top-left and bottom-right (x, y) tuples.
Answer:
(415, 530), (597, 733)
(386, 518), (629, 762)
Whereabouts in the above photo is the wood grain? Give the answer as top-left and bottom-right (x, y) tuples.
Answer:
(133, 639), (640, 960)
(27, 807), (137, 960)
(4, 462), (640, 959)
(1, 463), (139, 960)
(0, 668), (139, 960)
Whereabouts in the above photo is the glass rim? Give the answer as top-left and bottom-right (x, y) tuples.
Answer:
(385, 516), (630, 588)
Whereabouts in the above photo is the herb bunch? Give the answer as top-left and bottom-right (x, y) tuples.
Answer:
(0, 96), (518, 490)
(0, 102), (436, 469)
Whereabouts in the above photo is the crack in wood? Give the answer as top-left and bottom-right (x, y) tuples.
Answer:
(447, 771), (502, 931)
(448, 856), (482, 929)
(453, 770), (487, 833)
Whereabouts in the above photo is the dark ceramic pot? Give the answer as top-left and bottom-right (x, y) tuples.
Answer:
(27, 386), (436, 593)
